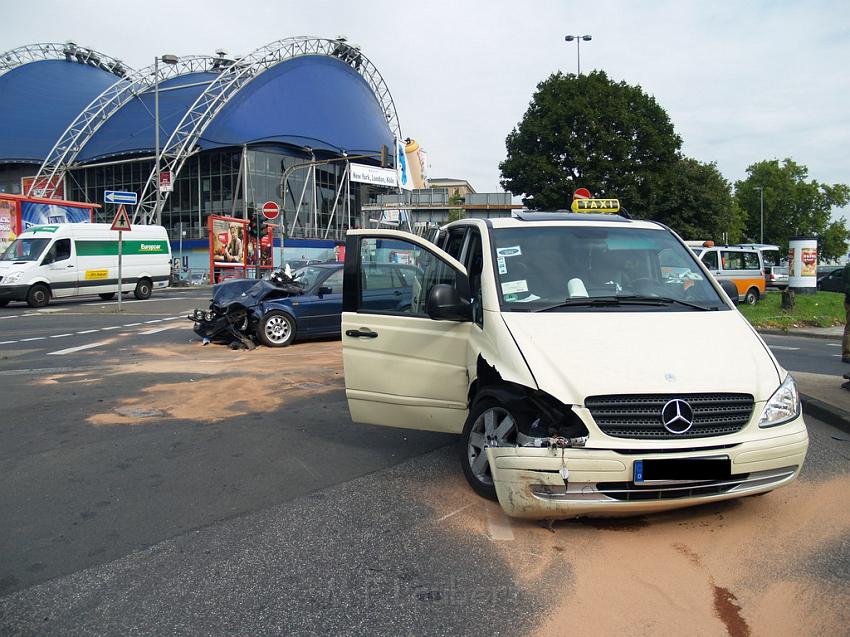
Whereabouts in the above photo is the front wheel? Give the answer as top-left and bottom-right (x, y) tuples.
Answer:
(133, 279), (152, 300)
(460, 399), (519, 501)
(744, 287), (759, 305)
(26, 284), (50, 308)
(256, 310), (296, 347)
(0, 299), (9, 307)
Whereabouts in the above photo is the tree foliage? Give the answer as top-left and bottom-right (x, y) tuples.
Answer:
(734, 159), (850, 261)
(499, 71), (681, 211)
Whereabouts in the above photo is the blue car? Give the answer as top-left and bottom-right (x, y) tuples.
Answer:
(256, 262), (414, 347)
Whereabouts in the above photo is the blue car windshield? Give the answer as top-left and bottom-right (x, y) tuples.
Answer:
(291, 266), (325, 289)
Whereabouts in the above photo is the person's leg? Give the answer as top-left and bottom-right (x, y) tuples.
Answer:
(843, 302), (850, 362)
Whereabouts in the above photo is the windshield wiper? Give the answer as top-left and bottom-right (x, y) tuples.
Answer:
(536, 295), (713, 312)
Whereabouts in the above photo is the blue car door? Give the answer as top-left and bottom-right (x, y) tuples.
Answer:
(295, 268), (343, 336)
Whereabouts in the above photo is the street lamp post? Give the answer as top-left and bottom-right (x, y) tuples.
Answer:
(154, 54), (179, 226)
(564, 34), (592, 74)
(754, 186), (765, 244)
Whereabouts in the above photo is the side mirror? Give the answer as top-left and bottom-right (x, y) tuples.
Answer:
(719, 280), (739, 305)
(317, 286), (332, 297)
(426, 284), (472, 322)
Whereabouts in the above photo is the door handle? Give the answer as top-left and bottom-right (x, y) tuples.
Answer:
(345, 328), (378, 338)
(66, 264), (74, 268)
(393, 290), (402, 296)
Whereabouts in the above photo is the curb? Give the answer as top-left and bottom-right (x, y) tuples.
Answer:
(757, 328), (842, 341)
(800, 393), (850, 434)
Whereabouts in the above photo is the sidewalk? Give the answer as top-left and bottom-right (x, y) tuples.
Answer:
(757, 322), (850, 433)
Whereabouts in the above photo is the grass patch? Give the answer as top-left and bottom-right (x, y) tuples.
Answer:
(738, 290), (845, 329)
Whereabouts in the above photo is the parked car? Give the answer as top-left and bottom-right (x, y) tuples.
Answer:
(817, 267), (844, 292)
(190, 272), (209, 286)
(765, 265), (789, 289)
(340, 207), (808, 520)
(690, 245), (765, 305)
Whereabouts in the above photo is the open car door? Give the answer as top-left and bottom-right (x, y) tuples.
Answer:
(342, 229), (473, 434)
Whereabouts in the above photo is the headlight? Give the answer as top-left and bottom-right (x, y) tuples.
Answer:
(3, 271), (24, 284)
(758, 374), (801, 427)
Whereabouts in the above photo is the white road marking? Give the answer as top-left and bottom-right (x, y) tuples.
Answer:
(162, 316), (182, 321)
(0, 340), (18, 345)
(769, 345), (800, 351)
(828, 343), (841, 347)
(140, 324), (182, 335)
(144, 319), (163, 324)
(50, 333), (72, 338)
(101, 326), (119, 331)
(48, 341), (109, 356)
(123, 323), (142, 327)
(76, 330), (98, 334)
(436, 503), (473, 523)
(20, 337), (46, 342)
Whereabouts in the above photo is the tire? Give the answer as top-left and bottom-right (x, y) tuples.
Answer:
(133, 278), (152, 300)
(0, 299), (9, 307)
(744, 287), (759, 305)
(460, 398), (520, 501)
(26, 283), (50, 308)
(256, 310), (296, 347)
(98, 293), (116, 300)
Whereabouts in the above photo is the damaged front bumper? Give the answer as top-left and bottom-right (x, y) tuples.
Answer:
(486, 417), (808, 519)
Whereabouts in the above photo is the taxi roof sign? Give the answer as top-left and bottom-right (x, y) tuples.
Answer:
(570, 198), (620, 214)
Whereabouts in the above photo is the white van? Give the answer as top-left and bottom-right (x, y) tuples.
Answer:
(340, 206), (808, 519)
(0, 223), (171, 307)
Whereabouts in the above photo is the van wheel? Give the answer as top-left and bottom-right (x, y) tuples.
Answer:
(0, 299), (9, 307)
(133, 279), (152, 300)
(257, 310), (295, 347)
(26, 284), (50, 308)
(98, 293), (116, 300)
(744, 288), (759, 305)
(461, 398), (519, 501)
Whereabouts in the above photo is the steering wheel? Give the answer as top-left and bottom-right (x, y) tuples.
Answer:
(629, 277), (662, 295)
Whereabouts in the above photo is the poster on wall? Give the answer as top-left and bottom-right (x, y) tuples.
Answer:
(21, 201), (92, 229)
(0, 199), (17, 252)
(21, 175), (65, 200)
(801, 248), (817, 277)
(209, 215), (248, 279)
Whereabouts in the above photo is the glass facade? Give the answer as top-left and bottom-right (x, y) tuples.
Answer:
(65, 147), (365, 241)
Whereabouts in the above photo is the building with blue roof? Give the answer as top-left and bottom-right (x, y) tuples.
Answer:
(0, 38), (401, 252)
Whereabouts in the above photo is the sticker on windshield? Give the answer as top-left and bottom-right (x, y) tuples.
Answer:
(514, 293), (541, 303)
(497, 256), (507, 274)
(497, 246), (522, 258)
(501, 279), (528, 295)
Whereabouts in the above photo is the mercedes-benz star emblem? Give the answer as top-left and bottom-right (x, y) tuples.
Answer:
(661, 399), (694, 434)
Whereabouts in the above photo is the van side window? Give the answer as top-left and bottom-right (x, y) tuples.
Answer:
(742, 252), (761, 270)
(701, 251), (718, 270)
(442, 228), (466, 261)
(463, 229), (484, 324)
(45, 239), (71, 264)
(358, 238), (459, 316)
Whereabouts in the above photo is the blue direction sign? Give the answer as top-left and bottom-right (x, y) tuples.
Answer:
(104, 190), (138, 205)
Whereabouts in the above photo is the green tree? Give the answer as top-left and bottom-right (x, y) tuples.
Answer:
(734, 159), (850, 261)
(447, 192), (465, 222)
(499, 70), (681, 211)
(651, 158), (746, 242)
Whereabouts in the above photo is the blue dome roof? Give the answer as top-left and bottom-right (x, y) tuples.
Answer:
(0, 60), (121, 164)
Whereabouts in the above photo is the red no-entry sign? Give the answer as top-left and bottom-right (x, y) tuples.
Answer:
(261, 201), (280, 220)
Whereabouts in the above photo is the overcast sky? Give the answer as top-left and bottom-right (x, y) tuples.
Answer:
(7, 0), (850, 214)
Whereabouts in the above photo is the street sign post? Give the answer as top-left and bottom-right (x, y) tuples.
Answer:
(110, 205), (132, 312)
(104, 190), (138, 205)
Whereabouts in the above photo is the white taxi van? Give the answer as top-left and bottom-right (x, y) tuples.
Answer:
(341, 201), (808, 519)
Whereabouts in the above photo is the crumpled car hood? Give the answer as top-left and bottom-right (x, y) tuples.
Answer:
(211, 279), (302, 308)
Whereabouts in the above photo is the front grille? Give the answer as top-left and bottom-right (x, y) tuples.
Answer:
(585, 393), (754, 439)
(595, 478), (746, 501)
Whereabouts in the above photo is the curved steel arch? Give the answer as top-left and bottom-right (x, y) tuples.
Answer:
(134, 36), (403, 223)
(27, 55), (221, 199)
(0, 42), (129, 80)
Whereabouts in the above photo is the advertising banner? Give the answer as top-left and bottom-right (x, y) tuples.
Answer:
(21, 175), (64, 200)
(0, 199), (17, 253)
(396, 139), (414, 191)
(209, 215), (248, 269)
(21, 201), (92, 229)
(350, 163), (398, 187)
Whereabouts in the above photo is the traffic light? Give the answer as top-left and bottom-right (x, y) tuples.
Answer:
(248, 217), (258, 239)
(380, 144), (388, 168)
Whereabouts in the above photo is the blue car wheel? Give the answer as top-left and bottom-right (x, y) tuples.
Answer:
(257, 310), (296, 347)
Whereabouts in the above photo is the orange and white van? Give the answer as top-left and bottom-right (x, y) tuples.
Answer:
(691, 245), (765, 305)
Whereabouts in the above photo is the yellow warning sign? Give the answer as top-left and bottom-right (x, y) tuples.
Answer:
(85, 269), (109, 280)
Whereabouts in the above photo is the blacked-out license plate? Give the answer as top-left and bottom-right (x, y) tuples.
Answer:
(633, 457), (731, 484)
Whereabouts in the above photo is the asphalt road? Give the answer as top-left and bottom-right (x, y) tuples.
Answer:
(1, 296), (848, 635)
(761, 332), (847, 376)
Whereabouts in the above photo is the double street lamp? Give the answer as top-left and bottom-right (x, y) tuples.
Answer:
(564, 34), (592, 74)
(154, 54), (179, 226)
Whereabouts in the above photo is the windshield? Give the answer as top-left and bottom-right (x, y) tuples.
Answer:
(291, 266), (324, 289)
(491, 225), (727, 311)
(0, 237), (50, 262)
